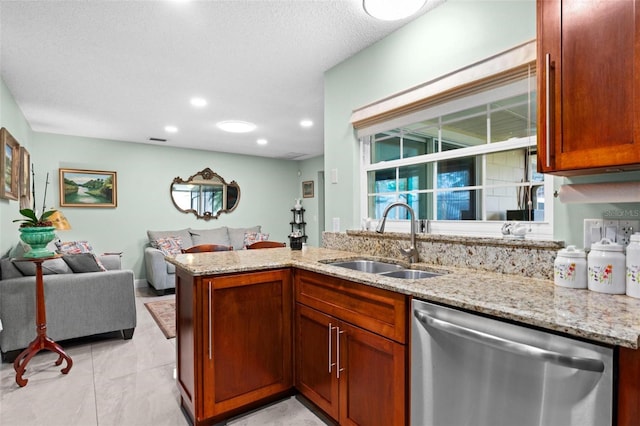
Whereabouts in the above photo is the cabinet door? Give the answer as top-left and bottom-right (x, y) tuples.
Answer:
(338, 321), (406, 426)
(537, 0), (640, 175)
(202, 269), (293, 418)
(295, 303), (340, 420)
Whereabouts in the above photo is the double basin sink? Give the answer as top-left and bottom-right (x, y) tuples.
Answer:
(326, 259), (442, 280)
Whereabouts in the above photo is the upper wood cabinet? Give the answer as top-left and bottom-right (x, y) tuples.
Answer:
(537, 0), (640, 175)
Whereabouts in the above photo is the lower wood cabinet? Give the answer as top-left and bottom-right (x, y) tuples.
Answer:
(295, 270), (409, 426)
(176, 268), (293, 426)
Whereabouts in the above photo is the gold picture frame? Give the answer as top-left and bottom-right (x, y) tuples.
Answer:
(59, 168), (117, 208)
(19, 146), (31, 209)
(302, 180), (314, 198)
(0, 127), (20, 200)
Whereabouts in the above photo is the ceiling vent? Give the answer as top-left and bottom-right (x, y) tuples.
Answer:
(280, 152), (307, 160)
(149, 137), (167, 142)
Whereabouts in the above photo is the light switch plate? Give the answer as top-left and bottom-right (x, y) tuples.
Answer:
(583, 219), (603, 250)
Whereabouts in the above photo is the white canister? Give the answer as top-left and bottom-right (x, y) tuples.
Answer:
(554, 245), (587, 289)
(626, 233), (640, 298)
(588, 238), (626, 294)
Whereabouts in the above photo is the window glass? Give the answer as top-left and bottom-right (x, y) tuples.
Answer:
(363, 65), (543, 225)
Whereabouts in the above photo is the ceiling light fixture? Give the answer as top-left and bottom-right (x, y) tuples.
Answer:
(257, 139), (268, 145)
(164, 125), (178, 133)
(190, 97), (207, 107)
(216, 120), (256, 133)
(363, 0), (427, 21)
(300, 119), (313, 128)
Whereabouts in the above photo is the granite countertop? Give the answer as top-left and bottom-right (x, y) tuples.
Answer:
(166, 246), (640, 349)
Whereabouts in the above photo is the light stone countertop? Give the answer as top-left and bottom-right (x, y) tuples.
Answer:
(166, 246), (640, 349)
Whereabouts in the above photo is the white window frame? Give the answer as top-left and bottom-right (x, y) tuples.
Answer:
(354, 40), (554, 240)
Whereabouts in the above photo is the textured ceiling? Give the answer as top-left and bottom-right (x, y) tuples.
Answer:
(0, 0), (443, 160)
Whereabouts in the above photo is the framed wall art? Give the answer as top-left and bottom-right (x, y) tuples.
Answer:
(302, 180), (314, 198)
(0, 127), (20, 200)
(59, 168), (117, 207)
(19, 147), (31, 209)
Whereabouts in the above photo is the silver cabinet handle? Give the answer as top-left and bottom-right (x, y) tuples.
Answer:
(328, 323), (335, 373)
(545, 53), (551, 168)
(336, 326), (345, 379)
(414, 309), (604, 373)
(208, 281), (212, 360)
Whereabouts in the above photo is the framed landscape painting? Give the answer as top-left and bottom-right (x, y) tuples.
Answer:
(302, 180), (314, 198)
(19, 146), (31, 209)
(0, 127), (20, 200)
(59, 168), (117, 207)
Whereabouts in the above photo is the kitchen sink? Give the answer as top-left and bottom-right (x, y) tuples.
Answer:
(327, 259), (404, 274)
(379, 269), (442, 279)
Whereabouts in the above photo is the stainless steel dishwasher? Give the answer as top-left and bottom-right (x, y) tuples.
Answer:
(411, 299), (614, 426)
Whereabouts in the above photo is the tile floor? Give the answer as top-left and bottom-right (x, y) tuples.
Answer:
(0, 287), (328, 426)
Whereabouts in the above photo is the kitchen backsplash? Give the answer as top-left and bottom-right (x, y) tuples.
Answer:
(322, 231), (564, 280)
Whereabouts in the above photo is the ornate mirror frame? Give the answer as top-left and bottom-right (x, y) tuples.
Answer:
(170, 167), (240, 220)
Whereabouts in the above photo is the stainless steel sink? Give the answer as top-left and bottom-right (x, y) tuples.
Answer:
(379, 269), (442, 279)
(328, 259), (404, 274)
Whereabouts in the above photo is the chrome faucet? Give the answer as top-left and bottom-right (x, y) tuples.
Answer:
(375, 202), (419, 263)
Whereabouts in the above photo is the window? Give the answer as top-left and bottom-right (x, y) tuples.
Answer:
(353, 41), (553, 239)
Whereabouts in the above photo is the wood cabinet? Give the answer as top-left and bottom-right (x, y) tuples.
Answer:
(176, 268), (293, 426)
(294, 270), (409, 426)
(537, 0), (640, 175)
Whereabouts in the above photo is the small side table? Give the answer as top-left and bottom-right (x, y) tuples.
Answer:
(12, 255), (73, 387)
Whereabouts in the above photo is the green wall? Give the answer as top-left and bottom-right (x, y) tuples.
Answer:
(1, 76), (308, 279)
(0, 78), (34, 256)
(298, 155), (324, 247)
(324, 0), (537, 233)
(323, 0), (640, 246)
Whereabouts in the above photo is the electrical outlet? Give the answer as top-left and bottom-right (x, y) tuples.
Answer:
(618, 220), (640, 246)
(603, 219), (619, 242)
(584, 219), (603, 250)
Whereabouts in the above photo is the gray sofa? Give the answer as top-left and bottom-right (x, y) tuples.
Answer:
(0, 253), (137, 362)
(144, 225), (262, 294)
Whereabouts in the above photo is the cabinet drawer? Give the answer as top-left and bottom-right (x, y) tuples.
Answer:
(295, 269), (408, 343)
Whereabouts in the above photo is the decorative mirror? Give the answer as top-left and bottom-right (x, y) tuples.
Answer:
(171, 168), (240, 220)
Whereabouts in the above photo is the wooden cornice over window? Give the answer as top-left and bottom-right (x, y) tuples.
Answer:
(351, 40), (537, 138)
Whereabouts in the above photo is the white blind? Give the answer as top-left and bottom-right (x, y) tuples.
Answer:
(351, 40), (537, 138)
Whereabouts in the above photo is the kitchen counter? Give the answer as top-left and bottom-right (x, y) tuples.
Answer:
(167, 246), (640, 349)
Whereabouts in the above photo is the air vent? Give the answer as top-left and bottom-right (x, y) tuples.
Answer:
(280, 152), (306, 160)
(149, 137), (167, 142)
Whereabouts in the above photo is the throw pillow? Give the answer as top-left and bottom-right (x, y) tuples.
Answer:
(148, 229), (192, 249)
(243, 232), (270, 248)
(55, 240), (106, 271)
(154, 236), (184, 256)
(14, 257), (73, 276)
(228, 226), (261, 250)
(55, 240), (94, 254)
(62, 253), (105, 273)
(1, 257), (24, 279)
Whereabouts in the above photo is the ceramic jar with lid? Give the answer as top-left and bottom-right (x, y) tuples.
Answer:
(626, 233), (640, 298)
(588, 238), (626, 294)
(554, 245), (587, 288)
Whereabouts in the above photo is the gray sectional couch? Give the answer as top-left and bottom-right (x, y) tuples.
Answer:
(144, 225), (262, 294)
(0, 253), (137, 362)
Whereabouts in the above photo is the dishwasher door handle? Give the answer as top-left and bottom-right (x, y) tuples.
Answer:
(414, 309), (605, 373)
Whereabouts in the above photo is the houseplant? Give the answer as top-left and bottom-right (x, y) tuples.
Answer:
(13, 208), (57, 258)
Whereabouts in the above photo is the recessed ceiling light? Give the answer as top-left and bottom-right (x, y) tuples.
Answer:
(257, 139), (268, 145)
(300, 119), (313, 128)
(165, 125), (178, 133)
(190, 97), (207, 107)
(363, 0), (426, 21)
(216, 120), (256, 133)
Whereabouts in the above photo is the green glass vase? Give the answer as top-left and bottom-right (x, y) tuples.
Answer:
(18, 227), (56, 258)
